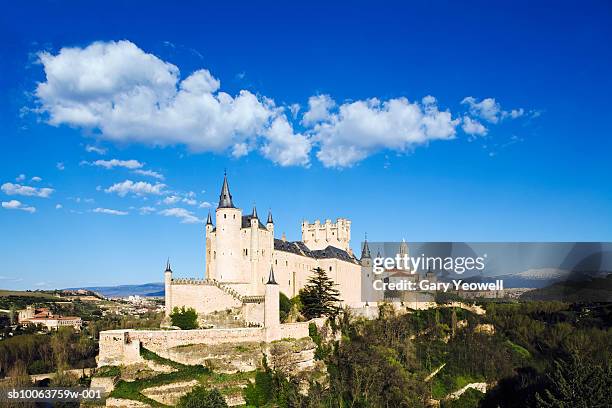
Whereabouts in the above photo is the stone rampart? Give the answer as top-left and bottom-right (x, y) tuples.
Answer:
(98, 321), (315, 366)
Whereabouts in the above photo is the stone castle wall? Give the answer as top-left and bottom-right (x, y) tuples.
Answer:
(167, 281), (242, 316)
(98, 320), (318, 367)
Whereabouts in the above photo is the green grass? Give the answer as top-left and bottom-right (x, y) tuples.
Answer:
(110, 347), (254, 406)
(0, 290), (60, 298)
(95, 365), (120, 377)
(140, 346), (188, 370)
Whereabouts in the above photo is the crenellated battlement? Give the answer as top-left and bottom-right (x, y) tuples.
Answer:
(301, 218), (351, 252)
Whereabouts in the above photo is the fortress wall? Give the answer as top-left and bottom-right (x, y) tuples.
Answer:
(98, 320), (324, 366)
(170, 283), (242, 315)
(242, 302), (265, 326)
(279, 322), (310, 339)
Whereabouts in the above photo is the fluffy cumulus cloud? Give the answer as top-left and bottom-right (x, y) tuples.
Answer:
(2, 200), (36, 213)
(34, 40), (311, 165)
(261, 116), (311, 167)
(312, 96), (459, 167)
(302, 94), (335, 126)
(93, 207), (128, 216)
(159, 207), (202, 224)
(461, 96), (525, 124)
(1, 183), (54, 198)
(34, 40), (533, 169)
(462, 116), (488, 136)
(104, 180), (166, 197)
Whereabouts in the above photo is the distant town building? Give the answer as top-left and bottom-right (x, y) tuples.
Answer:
(17, 306), (82, 330)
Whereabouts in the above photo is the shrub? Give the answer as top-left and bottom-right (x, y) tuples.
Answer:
(170, 306), (199, 330)
(177, 386), (227, 408)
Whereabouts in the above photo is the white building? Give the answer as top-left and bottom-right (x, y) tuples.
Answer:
(164, 173), (367, 325)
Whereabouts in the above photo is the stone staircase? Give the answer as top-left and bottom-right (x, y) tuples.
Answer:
(172, 278), (264, 304)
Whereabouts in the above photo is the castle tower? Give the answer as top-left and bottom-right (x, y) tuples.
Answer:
(164, 259), (173, 317)
(264, 267), (280, 341)
(361, 233), (372, 267)
(214, 172), (244, 282)
(301, 218), (351, 251)
(205, 211), (213, 279)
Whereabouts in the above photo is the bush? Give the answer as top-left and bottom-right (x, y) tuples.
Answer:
(177, 386), (227, 408)
(279, 292), (291, 322)
(170, 306), (199, 330)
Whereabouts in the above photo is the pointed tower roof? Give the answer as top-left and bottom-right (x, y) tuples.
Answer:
(362, 233), (371, 259)
(266, 266), (278, 285)
(218, 171), (235, 208)
(267, 209), (273, 224)
(165, 258), (172, 272)
(251, 204), (258, 218)
(206, 211), (212, 225)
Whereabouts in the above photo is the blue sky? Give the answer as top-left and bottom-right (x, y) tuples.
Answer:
(1, 1), (611, 289)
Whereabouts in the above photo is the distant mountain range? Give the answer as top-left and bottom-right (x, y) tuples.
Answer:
(521, 274), (612, 302)
(65, 282), (164, 298)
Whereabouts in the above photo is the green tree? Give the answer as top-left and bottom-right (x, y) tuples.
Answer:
(536, 352), (610, 408)
(170, 306), (199, 330)
(177, 386), (227, 408)
(299, 267), (341, 319)
(279, 292), (291, 322)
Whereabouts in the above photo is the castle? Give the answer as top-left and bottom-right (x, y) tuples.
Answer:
(163, 173), (366, 327)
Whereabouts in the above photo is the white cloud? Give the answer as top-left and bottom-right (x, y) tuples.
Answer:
(461, 97), (501, 123)
(462, 116), (488, 136)
(199, 201), (212, 208)
(163, 195), (181, 205)
(2, 200), (36, 213)
(35, 40), (283, 160)
(139, 206), (156, 215)
(55, 204), (63, 209)
(461, 97), (525, 124)
(503, 108), (524, 119)
(261, 115), (311, 166)
(163, 194), (197, 205)
(1, 182), (54, 198)
(93, 207), (128, 216)
(56, 162), (65, 170)
(133, 169), (164, 180)
(302, 94), (335, 126)
(85, 145), (107, 154)
(16, 174), (26, 182)
(104, 180), (166, 197)
(31, 176), (42, 182)
(312, 96), (458, 168)
(159, 207), (202, 224)
(87, 159), (144, 169)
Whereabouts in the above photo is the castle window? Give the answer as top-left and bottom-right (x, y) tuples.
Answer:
(285, 261), (288, 266)
(329, 266), (332, 271)
(275, 259), (278, 265)
(213, 251), (216, 259)
(233, 214), (236, 219)
(224, 214), (227, 219)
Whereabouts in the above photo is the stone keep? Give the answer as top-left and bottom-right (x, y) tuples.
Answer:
(164, 172), (366, 323)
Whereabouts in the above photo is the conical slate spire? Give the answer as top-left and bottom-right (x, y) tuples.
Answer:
(252, 204), (258, 218)
(267, 209), (273, 224)
(266, 266), (278, 285)
(218, 171), (235, 208)
(362, 233), (371, 259)
(206, 211), (212, 225)
(165, 258), (172, 272)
